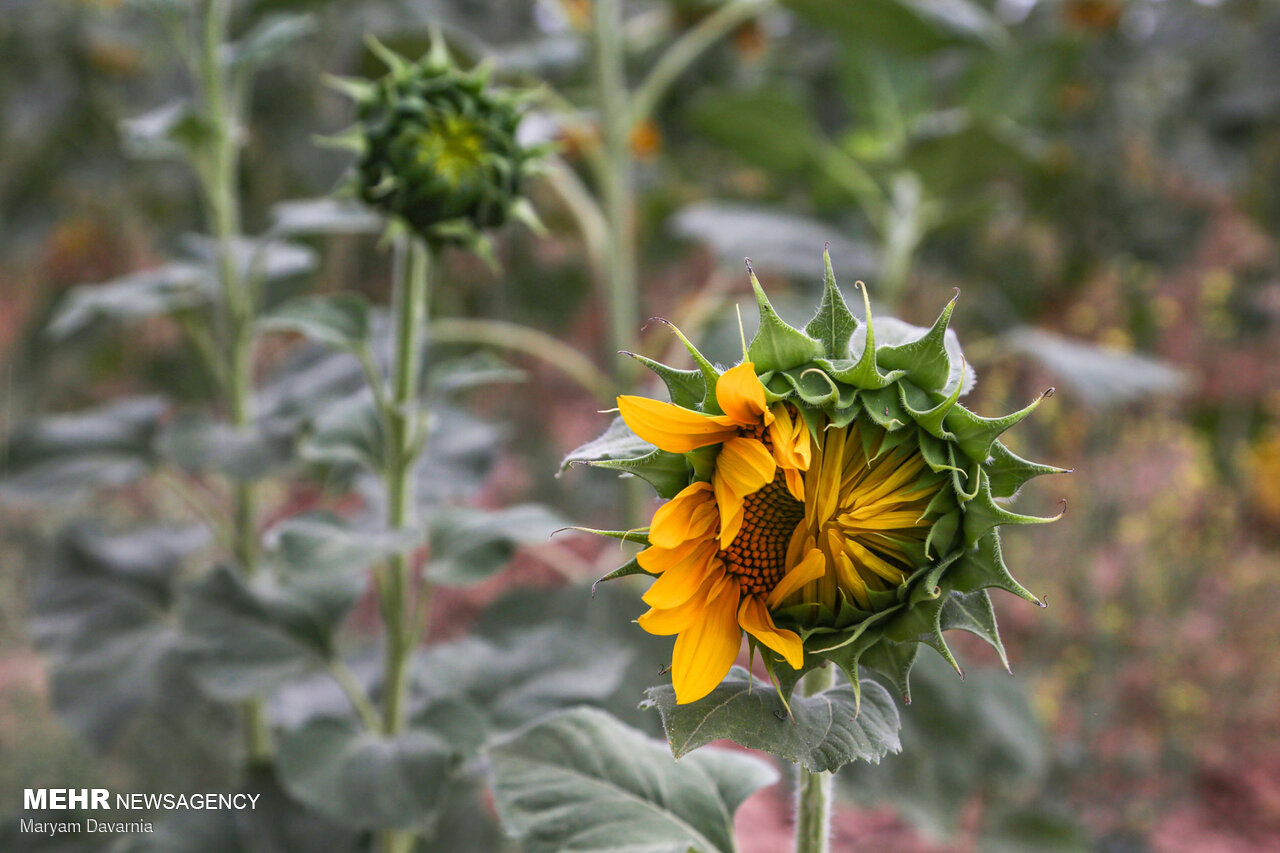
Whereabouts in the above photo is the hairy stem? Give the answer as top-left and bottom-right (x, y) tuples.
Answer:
(197, 0), (272, 765)
(796, 665), (836, 853)
(376, 235), (431, 853)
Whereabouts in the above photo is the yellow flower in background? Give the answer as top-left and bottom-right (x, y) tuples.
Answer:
(573, 250), (1067, 707)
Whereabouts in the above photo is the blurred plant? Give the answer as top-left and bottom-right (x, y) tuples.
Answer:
(572, 249), (1067, 853)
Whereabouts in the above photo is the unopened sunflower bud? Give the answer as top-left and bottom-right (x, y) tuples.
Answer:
(572, 250), (1069, 706)
(331, 36), (542, 244)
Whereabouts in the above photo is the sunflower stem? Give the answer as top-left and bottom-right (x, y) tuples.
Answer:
(592, 0), (639, 388)
(795, 664), (836, 853)
(193, 0), (273, 767)
(375, 233), (432, 853)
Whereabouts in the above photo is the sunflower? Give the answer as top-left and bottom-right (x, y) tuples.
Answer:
(572, 250), (1066, 707)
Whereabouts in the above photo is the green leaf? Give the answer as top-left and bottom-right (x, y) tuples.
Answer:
(47, 264), (213, 340)
(226, 13), (316, 70)
(560, 415), (654, 472)
(180, 235), (316, 284)
(412, 627), (632, 753)
(746, 262), (826, 372)
(179, 564), (346, 701)
(271, 198), (384, 236)
(426, 503), (566, 586)
(266, 512), (421, 577)
(0, 397), (165, 502)
(786, 0), (1005, 54)
(29, 524), (211, 747)
(259, 294), (372, 353)
(119, 100), (216, 161)
(108, 766), (363, 852)
(642, 666), (901, 772)
(1003, 327), (1186, 407)
(806, 246), (859, 359)
(301, 391), (388, 472)
(687, 88), (822, 172)
(488, 707), (777, 853)
(584, 449), (691, 499)
(277, 718), (456, 831)
(154, 413), (295, 481)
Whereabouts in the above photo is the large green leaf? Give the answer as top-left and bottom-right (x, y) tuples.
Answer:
(276, 718), (456, 831)
(1002, 327), (1186, 407)
(642, 667), (901, 772)
(411, 627), (631, 754)
(426, 504), (566, 586)
(488, 707), (778, 853)
(180, 514), (415, 701)
(47, 263), (213, 340)
(687, 88), (822, 172)
(0, 397), (165, 503)
(28, 524), (220, 748)
(786, 0), (1005, 53)
(108, 766), (363, 853)
(179, 565), (343, 702)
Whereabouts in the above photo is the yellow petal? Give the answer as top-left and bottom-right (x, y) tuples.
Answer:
(767, 404), (811, 472)
(617, 396), (737, 454)
(717, 436), (776, 497)
(637, 570), (721, 636)
(637, 534), (712, 575)
(648, 482), (716, 549)
(671, 577), (743, 704)
(766, 548), (828, 607)
(714, 362), (770, 427)
(738, 596), (803, 670)
(784, 467), (805, 502)
(641, 541), (720, 609)
(714, 470), (745, 548)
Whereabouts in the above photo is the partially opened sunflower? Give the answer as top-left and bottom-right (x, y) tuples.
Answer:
(571, 251), (1067, 705)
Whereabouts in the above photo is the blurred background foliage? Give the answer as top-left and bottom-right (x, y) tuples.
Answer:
(1, 0), (1279, 851)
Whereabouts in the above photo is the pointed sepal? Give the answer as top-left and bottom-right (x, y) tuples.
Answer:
(805, 246), (858, 359)
(623, 352), (706, 410)
(745, 260), (825, 373)
(945, 388), (1054, 464)
(985, 440), (1073, 498)
(876, 289), (958, 393)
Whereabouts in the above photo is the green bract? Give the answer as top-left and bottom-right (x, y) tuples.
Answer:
(573, 249), (1068, 706)
(330, 37), (542, 245)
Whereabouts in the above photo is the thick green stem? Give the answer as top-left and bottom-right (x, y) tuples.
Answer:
(376, 236), (431, 853)
(592, 0), (639, 387)
(197, 0), (272, 765)
(796, 665), (836, 853)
